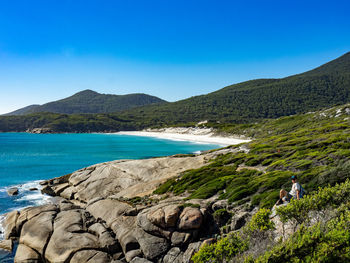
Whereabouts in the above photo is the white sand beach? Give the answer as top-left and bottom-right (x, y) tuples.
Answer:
(117, 127), (251, 146)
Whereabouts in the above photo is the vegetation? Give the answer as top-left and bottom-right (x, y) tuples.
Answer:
(154, 104), (350, 209)
(193, 180), (350, 263)
(5, 89), (166, 115)
(192, 233), (248, 263)
(245, 208), (275, 233)
(1, 52), (350, 132)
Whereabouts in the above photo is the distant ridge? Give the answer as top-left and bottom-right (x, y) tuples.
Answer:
(4, 90), (166, 115)
(122, 51), (350, 124)
(0, 52), (349, 132)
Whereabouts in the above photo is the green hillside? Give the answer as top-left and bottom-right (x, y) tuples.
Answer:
(122, 52), (350, 124)
(4, 89), (166, 115)
(154, 104), (350, 262)
(0, 52), (349, 132)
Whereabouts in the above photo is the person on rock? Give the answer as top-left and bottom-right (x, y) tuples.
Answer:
(276, 175), (304, 205)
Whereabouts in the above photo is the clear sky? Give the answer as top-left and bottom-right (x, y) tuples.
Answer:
(0, 0), (349, 114)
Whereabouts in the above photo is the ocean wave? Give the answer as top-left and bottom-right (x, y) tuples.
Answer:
(0, 214), (5, 240)
(0, 180), (52, 240)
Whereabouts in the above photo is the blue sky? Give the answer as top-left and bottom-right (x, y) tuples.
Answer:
(0, 0), (349, 114)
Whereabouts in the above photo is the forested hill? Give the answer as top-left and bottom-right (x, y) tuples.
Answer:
(4, 90), (166, 115)
(0, 52), (349, 132)
(122, 52), (350, 124)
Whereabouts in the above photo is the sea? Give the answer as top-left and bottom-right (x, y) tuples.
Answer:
(0, 132), (220, 260)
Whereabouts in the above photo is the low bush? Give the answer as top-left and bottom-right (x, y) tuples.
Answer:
(192, 233), (248, 263)
(276, 179), (350, 224)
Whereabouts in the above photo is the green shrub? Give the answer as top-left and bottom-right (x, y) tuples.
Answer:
(255, 209), (350, 263)
(276, 179), (350, 224)
(245, 208), (275, 233)
(192, 233), (248, 263)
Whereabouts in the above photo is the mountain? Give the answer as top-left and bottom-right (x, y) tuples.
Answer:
(0, 52), (349, 132)
(121, 51), (350, 125)
(4, 90), (166, 115)
(4, 104), (41, 116)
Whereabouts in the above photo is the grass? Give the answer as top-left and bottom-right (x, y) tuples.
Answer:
(154, 104), (350, 208)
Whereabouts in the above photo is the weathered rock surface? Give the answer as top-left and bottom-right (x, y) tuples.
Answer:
(0, 239), (13, 252)
(14, 244), (41, 263)
(19, 211), (56, 254)
(70, 250), (112, 263)
(45, 210), (99, 263)
(3, 150), (240, 262)
(7, 187), (19, 196)
(178, 207), (203, 230)
(4, 210), (19, 239)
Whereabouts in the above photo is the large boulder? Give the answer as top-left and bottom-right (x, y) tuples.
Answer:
(16, 204), (58, 234)
(19, 211), (56, 255)
(87, 199), (133, 226)
(45, 210), (99, 263)
(0, 239), (13, 252)
(163, 247), (184, 263)
(182, 242), (202, 263)
(14, 244), (41, 263)
(88, 222), (120, 253)
(70, 250), (112, 263)
(7, 187), (19, 196)
(4, 210), (19, 239)
(130, 257), (153, 263)
(134, 228), (169, 260)
(178, 207), (203, 230)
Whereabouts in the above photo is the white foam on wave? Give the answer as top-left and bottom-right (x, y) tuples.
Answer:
(0, 214), (5, 240)
(0, 180), (52, 240)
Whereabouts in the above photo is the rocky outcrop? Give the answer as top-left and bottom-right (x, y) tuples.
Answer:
(2, 149), (241, 262)
(7, 187), (19, 196)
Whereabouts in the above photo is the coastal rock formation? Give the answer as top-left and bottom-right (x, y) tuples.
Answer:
(1, 148), (241, 262)
(7, 187), (19, 196)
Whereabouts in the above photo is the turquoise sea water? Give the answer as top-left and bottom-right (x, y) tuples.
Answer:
(0, 132), (220, 212)
(0, 132), (220, 260)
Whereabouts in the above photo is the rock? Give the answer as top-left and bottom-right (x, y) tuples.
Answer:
(200, 238), (216, 248)
(39, 181), (48, 186)
(164, 205), (181, 227)
(4, 210), (19, 239)
(59, 200), (80, 211)
(87, 199), (133, 226)
(45, 210), (99, 263)
(110, 217), (140, 255)
(171, 231), (192, 247)
(134, 228), (169, 260)
(67, 155), (209, 202)
(147, 207), (166, 228)
(182, 241), (202, 263)
(130, 257), (153, 263)
(14, 244), (41, 262)
(70, 250), (112, 263)
(16, 204), (58, 234)
(0, 239), (13, 252)
(178, 207), (203, 230)
(41, 185), (56, 196)
(60, 186), (75, 200)
(7, 187), (19, 196)
(212, 200), (228, 211)
(89, 222), (120, 253)
(29, 187), (38, 191)
(125, 249), (143, 262)
(231, 212), (250, 230)
(163, 247), (183, 263)
(19, 211), (56, 255)
(137, 209), (172, 239)
(51, 182), (70, 195)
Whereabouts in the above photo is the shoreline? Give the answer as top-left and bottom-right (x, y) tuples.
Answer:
(116, 130), (251, 146)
